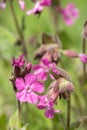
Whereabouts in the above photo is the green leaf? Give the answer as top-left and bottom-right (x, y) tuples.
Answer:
(12, 124), (29, 130)
(0, 114), (7, 130)
(8, 110), (18, 129)
(70, 116), (87, 130)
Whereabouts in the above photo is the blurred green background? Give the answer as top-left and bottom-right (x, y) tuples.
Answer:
(0, 0), (87, 130)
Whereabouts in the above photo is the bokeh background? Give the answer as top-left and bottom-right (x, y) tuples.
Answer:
(0, 0), (87, 130)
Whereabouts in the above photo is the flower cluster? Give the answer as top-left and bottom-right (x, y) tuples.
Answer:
(26, 0), (51, 15)
(0, 0), (79, 26)
(57, 3), (79, 26)
(10, 54), (74, 118)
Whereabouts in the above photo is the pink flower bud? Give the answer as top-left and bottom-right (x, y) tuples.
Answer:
(63, 50), (78, 58)
(79, 54), (87, 63)
(47, 81), (59, 104)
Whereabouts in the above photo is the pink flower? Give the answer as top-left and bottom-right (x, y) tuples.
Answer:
(37, 95), (60, 118)
(12, 54), (25, 67)
(26, 0), (51, 15)
(79, 54), (87, 63)
(33, 59), (60, 81)
(57, 3), (79, 26)
(33, 59), (51, 81)
(0, 2), (6, 9)
(15, 73), (44, 104)
(18, 0), (25, 10)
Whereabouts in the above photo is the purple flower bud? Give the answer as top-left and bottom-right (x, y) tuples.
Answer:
(79, 54), (87, 63)
(12, 54), (25, 67)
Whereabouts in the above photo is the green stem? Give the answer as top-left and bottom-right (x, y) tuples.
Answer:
(51, 0), (61, 35)
(9, 0), (28, 59)
(82, 38), (86, 81)
(17, 100), (21, 128)
(66, 94), (71, 130)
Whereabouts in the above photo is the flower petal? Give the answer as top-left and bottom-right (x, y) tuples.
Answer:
(27, 92), (38, 104)
(16, 90), (27, 102)
(31, 82), (44, 93)
(25, 73), (37, 85)
(15, 78), (25, 91)
(45, 108), (55, 118)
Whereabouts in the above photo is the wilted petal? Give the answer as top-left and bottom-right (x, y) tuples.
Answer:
(15, 78), (25, 91)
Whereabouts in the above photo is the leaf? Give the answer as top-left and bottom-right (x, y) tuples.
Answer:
(0, 114), (7, 130)
(8, 110), (18, 129)
(12, 124), (29, 130)
(70, 116), (87, 130)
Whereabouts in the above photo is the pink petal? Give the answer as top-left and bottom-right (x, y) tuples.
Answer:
(79, 54), (87, 63)
(19, 0), (25, 10)
(40, 0), (51, 6)
(36, 104), (46, 109)
(37, 71), (47, 81)
(45, 108), (55, 118)
(26, 9), (34, 15)
(15, 78), (25, 91)
(26, 2), (43, 15)
(27, 92), (38, 104)
(63, 15), (74, 26)
(34, 67), (47, 81)
(0, 2), (6, 9)
(25, 73), (37, 85)
(31, 82), (44, 93)
(54, 109), (60, 113)
(16, 90), (27, 102)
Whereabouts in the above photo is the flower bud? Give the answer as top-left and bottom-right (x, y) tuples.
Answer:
(47, 81), (59, 104)
(58, 78), (74, 99)
(22, 63), (32, 76)
(63, 50), (78, 58)
(79, 54), (87, 63)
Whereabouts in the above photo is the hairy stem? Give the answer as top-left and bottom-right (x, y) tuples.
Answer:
(51, 0), (61, 35)
(66, 94), (71, 130)
(82, 38), (86, 81)
(9, 0), (28, 59)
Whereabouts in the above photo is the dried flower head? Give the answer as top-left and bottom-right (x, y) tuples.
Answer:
(57, 78), (74, 99)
